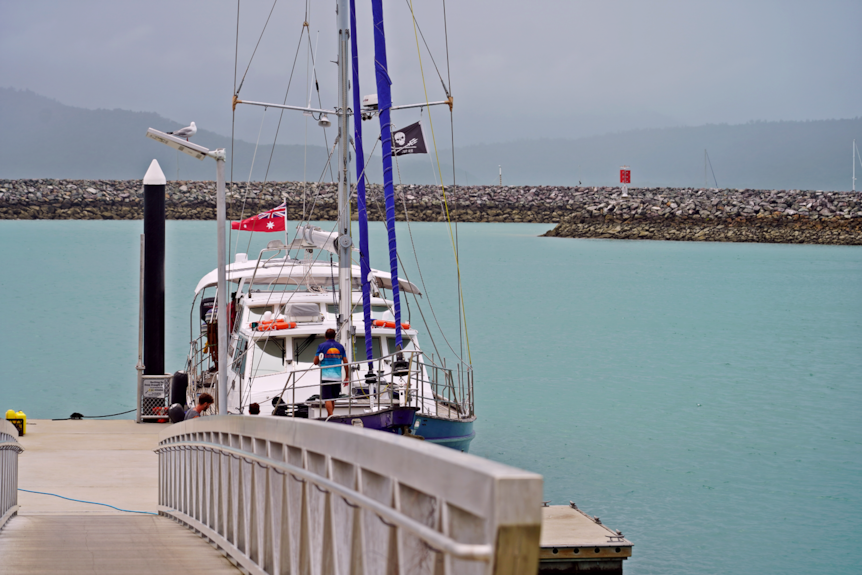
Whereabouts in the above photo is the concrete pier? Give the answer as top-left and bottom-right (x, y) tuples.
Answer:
(0, 420), (239, 574)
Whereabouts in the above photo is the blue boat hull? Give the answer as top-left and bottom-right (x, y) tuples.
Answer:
(412, 415), (476, 452)
(325, 406), (418, 434)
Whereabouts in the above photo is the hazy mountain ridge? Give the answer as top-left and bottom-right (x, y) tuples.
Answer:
(457, 118), (862, 190)
(1, 88), (859, 190)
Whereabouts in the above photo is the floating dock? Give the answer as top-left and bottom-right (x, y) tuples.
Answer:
(2, 420), (634, 573)
(539, 504), (633, 574)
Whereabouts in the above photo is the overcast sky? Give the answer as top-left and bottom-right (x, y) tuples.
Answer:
(2, 0), (860, 148)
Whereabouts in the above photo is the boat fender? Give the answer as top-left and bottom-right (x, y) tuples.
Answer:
(168, 403), (186, 423)
(170, 371), (188, 408)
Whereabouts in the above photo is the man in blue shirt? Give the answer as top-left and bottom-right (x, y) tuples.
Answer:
(313, 328), (348, 417)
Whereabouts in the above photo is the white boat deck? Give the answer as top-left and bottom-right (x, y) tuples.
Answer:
(0, 420), (239, 574)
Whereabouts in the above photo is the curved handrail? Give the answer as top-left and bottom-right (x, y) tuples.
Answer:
(157, 439), (492, 561)
(0, 441), (24, 453)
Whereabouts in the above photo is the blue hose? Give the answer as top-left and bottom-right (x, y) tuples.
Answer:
(18, 488), (157, 515)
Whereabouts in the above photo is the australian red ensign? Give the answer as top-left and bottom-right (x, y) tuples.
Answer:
(231, 203), (286, 232)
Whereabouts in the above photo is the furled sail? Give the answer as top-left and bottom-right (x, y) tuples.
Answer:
(370, 0), (403, 350)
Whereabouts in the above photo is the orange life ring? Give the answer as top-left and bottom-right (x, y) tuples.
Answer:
(256, 320), (297, 331)
(372, 320), (410, 329)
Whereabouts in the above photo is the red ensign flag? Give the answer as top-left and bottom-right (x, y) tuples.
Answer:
(231, 203), (287, 232)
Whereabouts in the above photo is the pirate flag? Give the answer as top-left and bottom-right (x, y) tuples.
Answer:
(391, 121), (428, 156)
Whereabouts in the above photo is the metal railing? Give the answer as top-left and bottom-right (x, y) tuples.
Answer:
(268, 349), (474, 420)
(157, 416), (542, 575)
(0, 420), (24, 530)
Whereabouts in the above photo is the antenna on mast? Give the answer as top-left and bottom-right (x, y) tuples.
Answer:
(854, 140), (858, 192)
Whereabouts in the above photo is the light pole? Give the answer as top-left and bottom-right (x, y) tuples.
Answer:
(145, 128), (229, 415)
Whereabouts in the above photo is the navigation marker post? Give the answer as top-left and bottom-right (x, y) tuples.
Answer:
(620, 166), (631, 197)
(145, 128), (228, 415)
(142, 160), (166, 379)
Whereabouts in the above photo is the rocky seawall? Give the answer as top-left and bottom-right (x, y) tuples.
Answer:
(1, 179), (860, 245)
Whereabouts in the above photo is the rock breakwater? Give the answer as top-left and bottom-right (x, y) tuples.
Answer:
(1, 179), (860, 245)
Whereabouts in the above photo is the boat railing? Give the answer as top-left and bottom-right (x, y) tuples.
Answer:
(265, 349), (474, 419)
(0, 420), (23, 530)
(186, 331), (217, 397)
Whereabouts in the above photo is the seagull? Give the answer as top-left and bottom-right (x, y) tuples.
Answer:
(167, 121), (196, 141)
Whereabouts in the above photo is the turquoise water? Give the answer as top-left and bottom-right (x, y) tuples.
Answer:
(1, 220), (860, 574)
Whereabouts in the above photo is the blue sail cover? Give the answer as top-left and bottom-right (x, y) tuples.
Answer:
(350, 0), (374, 368)
(370, 0), (402, 349)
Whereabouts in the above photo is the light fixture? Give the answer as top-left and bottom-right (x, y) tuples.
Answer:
(318, 114), (332, 128)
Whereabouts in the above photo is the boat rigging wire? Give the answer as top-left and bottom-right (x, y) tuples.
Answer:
(235, 0), (279, 97)
(371, 146), (465, 365)
(442, 0), (462, 360)
(220, 0), (471, 407)
(402, 0), (449, 96)
(407, 0), (471, 363)
(235, 22), (309, 257)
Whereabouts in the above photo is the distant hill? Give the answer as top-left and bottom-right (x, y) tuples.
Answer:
(0, 88), (466, 184)
(458, 119), (862, 190)
(2, 88), (860, 190)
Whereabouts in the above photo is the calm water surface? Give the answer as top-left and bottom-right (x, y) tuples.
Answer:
(1, 220), (860, 575)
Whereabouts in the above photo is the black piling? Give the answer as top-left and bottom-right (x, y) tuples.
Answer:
(142, 160), (165, 376)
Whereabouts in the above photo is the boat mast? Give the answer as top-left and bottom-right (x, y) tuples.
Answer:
(336, 0), (353, 360)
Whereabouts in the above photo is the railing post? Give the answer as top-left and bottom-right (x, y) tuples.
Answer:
(0, 420), (24, 530)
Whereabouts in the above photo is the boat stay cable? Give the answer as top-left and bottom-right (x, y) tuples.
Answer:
(402, 0), (449, 97)
(235, 0), (279, 97)
(407, 0), (471, 364)
(365, 148), (464, 365)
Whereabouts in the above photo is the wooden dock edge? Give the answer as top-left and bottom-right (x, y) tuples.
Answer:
(539, 504), (633, 574)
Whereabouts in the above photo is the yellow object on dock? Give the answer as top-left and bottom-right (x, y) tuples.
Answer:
(539, 504), (633, 574)
(5, 409), (26, 435)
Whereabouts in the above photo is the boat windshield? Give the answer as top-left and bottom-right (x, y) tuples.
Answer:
(294, 335), (326, 363)
(248, 306), (270, 323)
(353, 336), (383, 360)
(251, 338), (288, 376)
(327, 304), (390, 319)
(387, 336), (414, 353)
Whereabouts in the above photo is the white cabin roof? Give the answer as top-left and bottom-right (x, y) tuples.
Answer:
(194, 258), (421, 296)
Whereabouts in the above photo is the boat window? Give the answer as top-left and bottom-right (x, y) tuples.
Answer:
(353, 336), (383, 360)
(248, 306), (270, 323)
(282, 303), (322, 322)
(327, 304), (390, 318)
(250, 338), (287, 376)
(232, 336), (248, 373)
(386, 336), (413, 353)
(294, 335), (326, 364)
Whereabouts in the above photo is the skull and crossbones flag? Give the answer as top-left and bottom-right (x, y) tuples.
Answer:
(391, 121), (428, 156)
